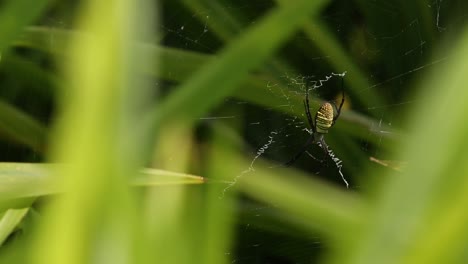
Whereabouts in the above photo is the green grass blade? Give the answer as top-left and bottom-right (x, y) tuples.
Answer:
(0, 163), (205, 202)
(31, 1), (155, 263)
(16, 26), (397, 148)
(0, 208), (29, 246)
(0, 163), (55, 201)
(134, 169), (205, 186)
(145, 0), (331, 136)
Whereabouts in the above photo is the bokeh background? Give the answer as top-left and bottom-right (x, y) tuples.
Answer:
(0, 0), (468, 263)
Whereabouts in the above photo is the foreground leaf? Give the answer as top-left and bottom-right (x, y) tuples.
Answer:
(0, 163), (204, 201)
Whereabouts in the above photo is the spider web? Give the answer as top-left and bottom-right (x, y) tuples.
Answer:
(0, 1), (464, 264)
(155, 1), (464, 262)
(219, 72), (349, 198)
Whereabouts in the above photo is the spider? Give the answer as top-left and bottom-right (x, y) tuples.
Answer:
(284, 79), (345, 166)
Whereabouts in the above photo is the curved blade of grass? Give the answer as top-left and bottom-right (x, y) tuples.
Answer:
(0, 208), (29, 246)
(144, 0), (331, 140)
(0, 162), (204, 202)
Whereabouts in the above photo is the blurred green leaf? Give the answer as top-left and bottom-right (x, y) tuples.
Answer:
(0, 208), (29, 246)
(31, 1), (155, 263)
(0, 163), (204, 201)
(146, 0), (331, 127)
(0, 0), (52, 54)
(15, 27), (398, 148)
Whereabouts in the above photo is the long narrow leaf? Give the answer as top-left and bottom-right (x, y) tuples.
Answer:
(144, 0), (332, 137)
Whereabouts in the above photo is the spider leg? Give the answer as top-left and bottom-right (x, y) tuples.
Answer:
(304, 89), (316, 133)
(332, 77), (345, 125)
(284, 88), (318, 167)
(284, 133), (315, 166)
(319, 136), (329, 156)
(303, 100), (314, 130)
(317, 136), (331, 167)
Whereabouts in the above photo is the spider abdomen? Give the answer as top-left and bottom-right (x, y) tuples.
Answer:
(316, 102), (334, 133)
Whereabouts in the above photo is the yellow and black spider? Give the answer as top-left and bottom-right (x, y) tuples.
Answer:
(284, 78), (345, 166)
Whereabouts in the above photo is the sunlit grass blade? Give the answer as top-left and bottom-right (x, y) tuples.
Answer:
(0, 208), (29, 246)
(134, 169), (205, 186)
(31, 1), (155, 264)
(0, 163), (205, 203)
(0, 163), (55, 201)
(200, 126), (239, 264)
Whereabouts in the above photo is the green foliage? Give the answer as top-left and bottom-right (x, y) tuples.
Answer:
(0, 0), (467, 263)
